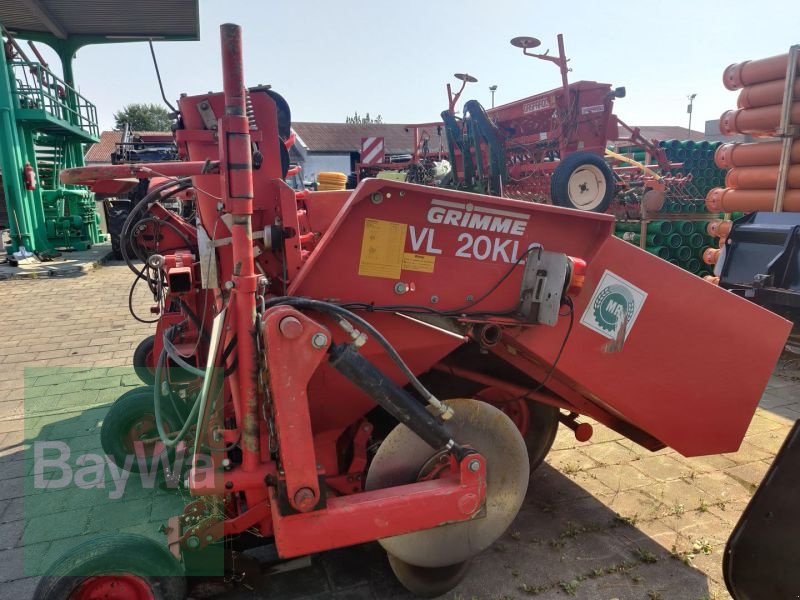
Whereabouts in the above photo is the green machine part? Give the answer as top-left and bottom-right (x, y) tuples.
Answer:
(0, 22), (104, 253)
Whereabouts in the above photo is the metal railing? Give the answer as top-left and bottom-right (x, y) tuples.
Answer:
(9, 60), (99, 138)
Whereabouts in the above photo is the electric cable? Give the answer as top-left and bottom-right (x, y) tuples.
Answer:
(339, 246), (541, 318)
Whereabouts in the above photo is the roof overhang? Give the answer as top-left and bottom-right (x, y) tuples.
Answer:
(0, 0), (199, 48)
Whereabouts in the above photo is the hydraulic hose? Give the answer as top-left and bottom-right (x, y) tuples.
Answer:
(153, 347), (203, 448)
(263, 297), (452, 419)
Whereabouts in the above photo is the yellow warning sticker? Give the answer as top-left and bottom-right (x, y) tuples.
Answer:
(358, 218), (408, 279)
(402, 253), (436, 273)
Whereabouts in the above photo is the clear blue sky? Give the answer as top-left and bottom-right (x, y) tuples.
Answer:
(56, 0), (800, 133)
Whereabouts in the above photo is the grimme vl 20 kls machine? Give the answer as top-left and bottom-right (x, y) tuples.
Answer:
(37, 24), (791, 599)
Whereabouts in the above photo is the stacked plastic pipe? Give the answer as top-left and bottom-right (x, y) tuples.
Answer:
(614, 220), (717, 276)
(658, 140), (727, 200)
(707, 51), (800, 213)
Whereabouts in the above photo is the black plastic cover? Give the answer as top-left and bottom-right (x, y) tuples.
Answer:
(724, 421), (800, 600)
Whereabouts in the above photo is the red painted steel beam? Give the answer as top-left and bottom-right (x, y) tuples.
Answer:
(270, 456), (486, 558)
(218, 24), (260, 474)
(59, 161), (218, 185)
(263, 307), (330, 512)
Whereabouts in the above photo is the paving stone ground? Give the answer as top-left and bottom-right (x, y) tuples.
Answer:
(1, 262), (798, 600)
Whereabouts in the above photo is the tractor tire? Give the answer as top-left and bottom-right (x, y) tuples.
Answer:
(550, 151), (614, 213)
(476, 387), (559, 472)
(101, 387), (182, 474)
(133, 335), (157, 385)
(33, 533), (186, 600)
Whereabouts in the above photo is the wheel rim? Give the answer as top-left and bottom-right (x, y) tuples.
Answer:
(476, 387), (529, 437)
(567, 164), (606, 210)
(123, 413), (170, 458)
(69, 575), (155, 600)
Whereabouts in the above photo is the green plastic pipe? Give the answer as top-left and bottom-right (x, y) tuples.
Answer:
(676, 221), (694, 235)
(646, 246), (671, 259)
(688, 232), (705, 248)
(618, 232), (664, 246)
(666, 232), (684, 248)
(686, 258), (702, 273)
(670, 245), (691, 261)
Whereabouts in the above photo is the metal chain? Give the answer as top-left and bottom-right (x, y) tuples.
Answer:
(254, 311), (278, 455)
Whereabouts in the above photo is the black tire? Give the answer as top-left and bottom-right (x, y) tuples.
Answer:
(550, 151), (615, 213)
(33, 533), (186, 600)
(524, 399), (560, 471)
(387, 554), (470, 598)
(133, 335), (157, 385)
(101, 387), (183, 474)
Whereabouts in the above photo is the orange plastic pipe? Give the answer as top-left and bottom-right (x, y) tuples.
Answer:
(719, 102), (800, 136)
(706, 219), (732, 237)
(716, 140), (800, 168)
(706, 187), (800, 212)
(703, 248), (720, 265)
(738, 78), (800, 109)
(723, 52), (800, 91)
(726, 165), (800, 189)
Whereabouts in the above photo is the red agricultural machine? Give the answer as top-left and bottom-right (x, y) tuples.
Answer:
(36, 24), (791, 599)
(398, 34), (689, 214)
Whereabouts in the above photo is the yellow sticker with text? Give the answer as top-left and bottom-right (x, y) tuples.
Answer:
(358, 218), (408, 279)
(402, 253), (435, 273)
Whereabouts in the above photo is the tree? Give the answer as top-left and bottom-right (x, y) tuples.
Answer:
(345, 111), (383, 124)
(113, 103), (172, 131)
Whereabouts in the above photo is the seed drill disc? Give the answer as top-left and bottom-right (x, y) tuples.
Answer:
(365, 398), (529, 568)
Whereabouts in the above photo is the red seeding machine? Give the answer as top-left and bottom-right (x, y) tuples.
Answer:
(394, 34), (695, 215)
(37, 24), (791, 600)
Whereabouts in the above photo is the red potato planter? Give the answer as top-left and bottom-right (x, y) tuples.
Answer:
(38, 23), (791, 599)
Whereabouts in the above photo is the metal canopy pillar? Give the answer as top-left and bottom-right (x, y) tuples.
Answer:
(0, 31), (47, 250)
(1, 23), (102, 253)
(0, 0), (199, 254)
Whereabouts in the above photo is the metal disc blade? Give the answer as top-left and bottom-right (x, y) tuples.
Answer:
(510, 36), (541, 49)
(454, 72), (478, 83)
(365, 398), (529, 568)
(387, 554), (471, 598)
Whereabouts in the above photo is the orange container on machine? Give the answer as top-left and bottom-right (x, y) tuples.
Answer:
(716, 140), (800, 169)
(726, 165), (800, 190)
(719, 102), (800, 136)
(706, 187), (800, 212)
(724, 52), (800, 90)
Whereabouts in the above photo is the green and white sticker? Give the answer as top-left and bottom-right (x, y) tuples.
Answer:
(580, 270), (647, 340)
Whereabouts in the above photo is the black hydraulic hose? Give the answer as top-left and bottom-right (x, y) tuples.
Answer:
(121, 178), (192, 279)
(262, 297), (439, 408)
(329, 343), (463, 456)
(176, 298), (212, 343)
